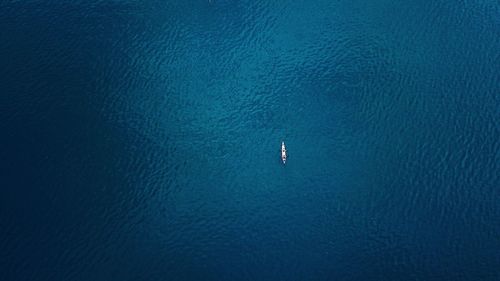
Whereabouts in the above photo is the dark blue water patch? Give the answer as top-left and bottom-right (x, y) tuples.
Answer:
(1, 0), (499, 280)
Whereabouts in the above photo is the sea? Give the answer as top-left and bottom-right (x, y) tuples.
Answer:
(1, 0), (499, 280)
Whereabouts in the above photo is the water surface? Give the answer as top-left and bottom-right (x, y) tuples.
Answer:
(1, 0), (499, 280)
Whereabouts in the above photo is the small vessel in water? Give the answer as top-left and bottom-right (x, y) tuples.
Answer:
(281, 141), (287, 164)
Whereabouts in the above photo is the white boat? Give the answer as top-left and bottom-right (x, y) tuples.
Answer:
(281, 141), (287, 164)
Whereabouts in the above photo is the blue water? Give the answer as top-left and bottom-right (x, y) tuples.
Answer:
(1, 1), (499, 280)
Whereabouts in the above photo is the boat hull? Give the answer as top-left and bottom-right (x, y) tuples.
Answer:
(281, 141), (286, 164)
